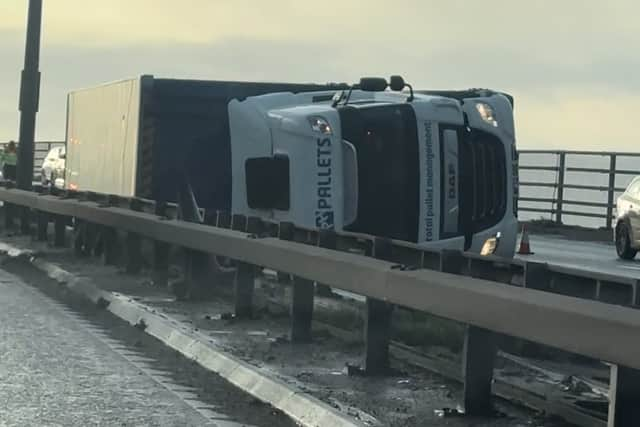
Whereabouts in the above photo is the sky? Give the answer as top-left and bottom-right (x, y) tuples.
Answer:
(1, 0), (639, 151)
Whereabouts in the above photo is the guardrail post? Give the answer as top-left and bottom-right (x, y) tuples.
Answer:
(72, 193), (89, 256)
(19, 205), (31, 235)
(274, 219), (291, 284)
(523, 261), (551, 291)
(608, 364), (640, 426)
(36, 209), (47, 241)
(85, 223), (99, 257)
(1, 182), (14, 229)
(152, 201), (169, 287)
(73, 219), (86, 256)
(606, 154), (617, 229)
(232, 214), (254, 318)
(364, 237), (394, 376)
(440, 249), (496, 415)
(183, 248), (210, 299)
(462, 326), (497, 416)
(100, 197), (120, 265)
(279, 221), (315, 343)
(4, 203), (14, 230)
(53, 215), (66, 247)
(101, 195), (120, 265)
(35, 185), (48, 242)
(125, 198), (143, 274)
(439, 249), (466, 275)
(555, 152), (566, 224)
(316, 230), (336, 297)
(102, 227), (118, 265)
(84, 192), (103, 257)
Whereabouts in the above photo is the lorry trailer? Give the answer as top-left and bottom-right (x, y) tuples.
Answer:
(64, 75), (518, 257)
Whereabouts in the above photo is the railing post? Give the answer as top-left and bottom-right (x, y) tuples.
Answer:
(364, 237), (394, 376)
(19, 206), (31, 235)
(316, 230), (336, 296)
(280, 221), (315, 343)
(606, 154), (617, 229)
(4, 203), (14, 230)
(73, 219), (86, 256)
(555, 152), (566, 224)
(523, 261), (551, 291)
(439, 249), (466, 275)
(36, 209), (48, 241)
(439, 249), (496, 415)
(35, 185), (48, 242)
(97, 195), (117, 264)
(183, 248), (210, 299)
(85, 222), (99, 256)
(232, 214), (254, 318)
(53, 215), (66, 247)
(125, 198), (143, 274)
(101, 227), (118, 265)
(608, 364), (640, 426)
(152, 201), (170, 288)
(462, 326), (497, 415)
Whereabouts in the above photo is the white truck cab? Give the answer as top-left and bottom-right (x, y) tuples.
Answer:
(229, 77), (518, 257)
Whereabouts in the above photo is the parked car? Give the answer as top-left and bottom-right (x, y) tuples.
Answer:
(615, 176), (640, 260)
(40, 145), (65, 186)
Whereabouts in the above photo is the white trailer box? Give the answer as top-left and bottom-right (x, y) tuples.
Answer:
(65, 78), (142, 196)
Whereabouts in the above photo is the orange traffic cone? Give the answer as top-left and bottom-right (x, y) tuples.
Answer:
(517, 225), (534, 255)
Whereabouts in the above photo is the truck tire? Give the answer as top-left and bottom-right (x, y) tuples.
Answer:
(616, 222), (637, 260)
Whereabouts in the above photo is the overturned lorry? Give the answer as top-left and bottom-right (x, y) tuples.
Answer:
(64, 75), (518, 257)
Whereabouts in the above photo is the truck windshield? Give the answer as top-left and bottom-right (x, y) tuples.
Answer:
(339, 104), (419, 242)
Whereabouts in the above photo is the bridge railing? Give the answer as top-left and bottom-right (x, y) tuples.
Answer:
(518, 150), (640, 229)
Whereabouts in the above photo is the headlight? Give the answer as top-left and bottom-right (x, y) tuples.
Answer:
(480, 232), (501, 256)
(308, 116), (333, 135)
(475, 102), (498, 127)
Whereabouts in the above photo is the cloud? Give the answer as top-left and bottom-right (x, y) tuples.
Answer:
(516, 90), (640, 151)
(4, 1), (640, 52)
(1, 1), (639, 151)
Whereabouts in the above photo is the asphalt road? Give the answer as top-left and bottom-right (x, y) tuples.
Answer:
(518, 234), (640, 279)
(0, 268), (290, 427)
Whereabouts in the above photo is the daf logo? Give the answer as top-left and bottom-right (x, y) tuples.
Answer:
(448, 163), (456, 199)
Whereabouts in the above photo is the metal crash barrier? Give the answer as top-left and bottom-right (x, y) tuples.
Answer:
(1, 185), (639, 426)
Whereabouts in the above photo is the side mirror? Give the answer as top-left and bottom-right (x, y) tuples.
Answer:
(390, 75), (414, 102)
(359, 77), (388, 92)
(389, 75), (405, 91)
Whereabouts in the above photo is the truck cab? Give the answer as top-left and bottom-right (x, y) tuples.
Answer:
(229, 78), (518, 257)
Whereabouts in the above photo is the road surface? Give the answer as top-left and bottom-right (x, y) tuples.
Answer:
(0, 268), (290, 427)
(519, 234), (640, 279)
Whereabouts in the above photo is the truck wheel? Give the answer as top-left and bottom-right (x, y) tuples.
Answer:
(616, 222), (637, 260)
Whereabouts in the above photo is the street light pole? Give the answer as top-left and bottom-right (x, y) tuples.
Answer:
(16, 0), (43, 233)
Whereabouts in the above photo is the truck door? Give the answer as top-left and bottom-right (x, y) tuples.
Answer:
(270, 109), (343, 230)
(228, 97), (278, 220)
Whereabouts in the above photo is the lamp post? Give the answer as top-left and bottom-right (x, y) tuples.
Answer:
(16, 0), (43, 233)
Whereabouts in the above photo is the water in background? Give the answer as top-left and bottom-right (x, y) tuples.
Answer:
(518, 153), (639, 229)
